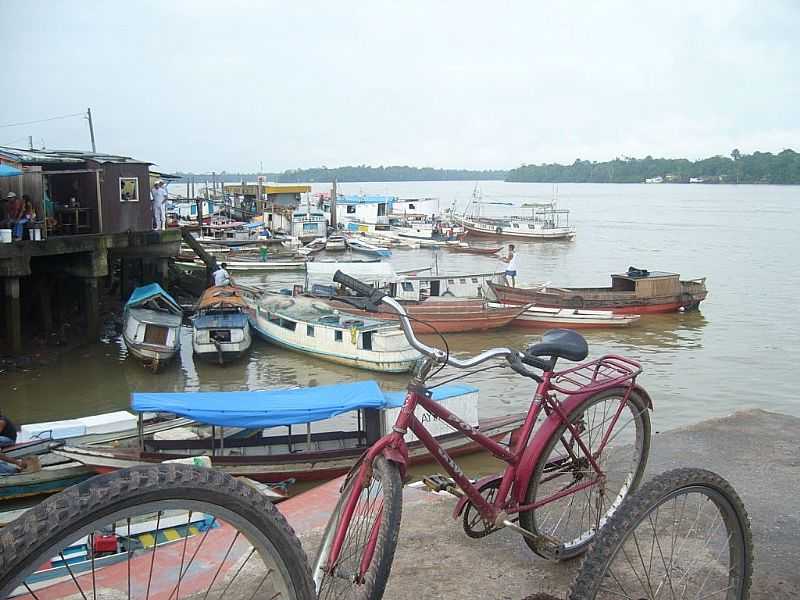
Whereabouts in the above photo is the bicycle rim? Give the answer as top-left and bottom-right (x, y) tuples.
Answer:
(313, 456), (402, 600)
(0, 466), (313, 600)
(521, 388), (650, 559)
(569, 468), (752, 599)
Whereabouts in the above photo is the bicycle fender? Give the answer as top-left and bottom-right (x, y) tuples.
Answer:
(512, 385), (652, 504)
(381, 438), (409, 480)
(452, 473), (504, 519)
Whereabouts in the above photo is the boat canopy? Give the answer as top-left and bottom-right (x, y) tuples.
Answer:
(126, 283), (182, 314)
(131, 381), (478, 428)
(193, 312), (249, 330)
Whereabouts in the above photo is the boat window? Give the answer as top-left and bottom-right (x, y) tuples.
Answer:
(306, 325), (314, 337)
(459, 278), (467, 284)
(471, 278), (479, 283)
(347, 206), (356, 214)
(401, 282), (414, 292)
(280, 318), (296, 332)
(377, 203), (386, 216)
(335, 330), (343, 342)
(267, 313), (280, 324)
(447, 279), (455, 284)
(362, 331), (373, 350)
(512, 223), (519, 228)
(528, 224), (535, 229)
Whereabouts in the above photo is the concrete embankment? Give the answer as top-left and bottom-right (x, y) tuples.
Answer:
(279, 409), (800, 599)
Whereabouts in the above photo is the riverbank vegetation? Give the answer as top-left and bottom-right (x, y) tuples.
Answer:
(506, 149), (800, 184)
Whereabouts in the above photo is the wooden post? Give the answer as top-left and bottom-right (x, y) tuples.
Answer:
(3, 277), (22, 354)
(330, 179), (338, 228)
(38, 276), (53, 334)
(83, 277), (100, 342)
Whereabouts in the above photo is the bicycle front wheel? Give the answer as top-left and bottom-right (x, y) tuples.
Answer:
(312, 455), (402, 600)
(519, 387), (651, 560)
(0, 465), (315, 600)
(568, 468), (753, 599)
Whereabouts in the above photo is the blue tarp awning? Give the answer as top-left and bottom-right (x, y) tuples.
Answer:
(0, 164), (22, 177)
(131, 382), (478, 428)
(126, 283), (182, 314)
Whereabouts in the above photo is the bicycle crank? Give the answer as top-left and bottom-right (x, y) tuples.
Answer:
(501, 520), (561, 559)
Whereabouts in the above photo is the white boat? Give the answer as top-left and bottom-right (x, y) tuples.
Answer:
(489, 303), (640, 329)
(193, 222), (266, 247)
(297, 237), (327, 256)
(174, 258), (307, 273)
(346, 237), (392, 257)
(122, 284), (183, 371)
(291, 209), (328, 242)
(325, 234), (347, 251)
(192, 286), (252, 364)
(392, 222), (434, 239)
(244, 295), (421, 372)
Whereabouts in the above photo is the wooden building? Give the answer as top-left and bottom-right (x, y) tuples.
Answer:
(0, 147), (154, 235)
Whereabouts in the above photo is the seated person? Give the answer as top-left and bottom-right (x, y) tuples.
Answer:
(13, 197), (36, 240)
(212, 262), (232, 287)
(2, 192), (22, 228)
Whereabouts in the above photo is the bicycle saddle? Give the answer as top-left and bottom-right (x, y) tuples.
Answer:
(526, 329), (588, 362)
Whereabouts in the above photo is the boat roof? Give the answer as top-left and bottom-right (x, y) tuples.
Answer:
(131, 382), (478, 428)
(260, 296), (394, 330)
(197, 286), (248, 311)
(126, 284), (182, 315)
(128, 307), (183, 327)
(611, 270), (678, 280)
(403, 271), (502, 281)
(193, 312), (249, 330)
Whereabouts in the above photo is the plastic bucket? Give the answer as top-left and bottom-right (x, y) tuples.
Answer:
(0, 229), (11, 243)
(30, 228), (42, 241)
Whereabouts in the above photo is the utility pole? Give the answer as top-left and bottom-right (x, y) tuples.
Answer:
(330, 179), (338, 229)
(28, 136), (33, 150)
(86, 108), (96, 153)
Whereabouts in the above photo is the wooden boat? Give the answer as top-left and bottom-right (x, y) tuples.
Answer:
(297, 237), (327, 256)
(193, 222), (266, 247)
(174, 258), (307, 273)
(122, 284), (183, 371)
(489, 268), (708, 314)
(0, 464), (93, 501)
(192, 286), (252, 364)
(54, 382), (525, 483)
(445, 241), (502, 255)
(490, 303), (640, 329)
(325, 234), (347, 251)
(243, 295), (421, 372)
(346, 236), (392, 257)
(331, 297), (528, 334)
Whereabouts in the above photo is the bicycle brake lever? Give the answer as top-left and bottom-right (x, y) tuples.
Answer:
(507, 355), (543, 383)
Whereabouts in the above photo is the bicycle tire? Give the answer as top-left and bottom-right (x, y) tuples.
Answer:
(0, 464), (315, 600)
(519, 387), (651, 560)
(568, 468), (753, 600)
(312, 455), (402, 600)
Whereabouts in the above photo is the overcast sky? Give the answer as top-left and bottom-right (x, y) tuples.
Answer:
(1, 1), (798, 173)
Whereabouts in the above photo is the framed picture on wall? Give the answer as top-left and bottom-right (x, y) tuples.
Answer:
(119, 177), (139, 202)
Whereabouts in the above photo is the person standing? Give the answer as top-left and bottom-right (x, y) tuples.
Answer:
(150, 180), (168, 230)
(502, 244), (518, 287)
(212, 262), (231, 287)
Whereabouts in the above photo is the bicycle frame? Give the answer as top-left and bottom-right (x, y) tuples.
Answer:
(325, 361), (644, 576)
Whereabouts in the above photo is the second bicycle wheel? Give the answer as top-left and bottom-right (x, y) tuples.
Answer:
(519, 387), (651, 560)
(312, 455), (402, 600)
(0, 464), (315, 600)
(568, 468), (753, 599)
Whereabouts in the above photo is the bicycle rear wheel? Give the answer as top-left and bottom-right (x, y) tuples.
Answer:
(519, 387), (650, 560)
(0, 465), (315, 600)
(568, 468), (753, 599)
(312, 455), (402, 600)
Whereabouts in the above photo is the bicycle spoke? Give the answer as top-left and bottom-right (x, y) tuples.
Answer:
(145, 510), (162, 600)
(59, 551), (89, 600)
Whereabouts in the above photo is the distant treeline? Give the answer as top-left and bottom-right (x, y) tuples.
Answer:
(173, 166), (505, 184)
(174, 149), (800, 185)
(506, 149), (800, 184)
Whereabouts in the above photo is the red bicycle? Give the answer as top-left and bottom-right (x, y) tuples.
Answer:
(313, 271), (653, 599)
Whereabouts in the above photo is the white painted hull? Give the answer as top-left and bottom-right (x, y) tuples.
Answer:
(393, 225), (433, 240)
(455, 215), (576, 240)
(192, 327), (252, 363)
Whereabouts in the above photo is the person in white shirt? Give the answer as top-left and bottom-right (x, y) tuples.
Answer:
(502, 244), (518, 287)
(150, 180), (168, 230)
(213, 263), (231, 287)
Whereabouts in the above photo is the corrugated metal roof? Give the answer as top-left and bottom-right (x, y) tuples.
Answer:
(0, 146), (151, 166)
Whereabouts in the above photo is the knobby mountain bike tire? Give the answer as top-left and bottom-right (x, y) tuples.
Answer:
(519, 387), (651, 560)
(568, 468), (753, 600)
(312, 455), (402, 600)
(0, 464), (315, 600)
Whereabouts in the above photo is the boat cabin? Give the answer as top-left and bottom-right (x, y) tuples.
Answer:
(390, 272), (503, 302)
(610, 270), (681, 298)
(291, 209), (327, 240)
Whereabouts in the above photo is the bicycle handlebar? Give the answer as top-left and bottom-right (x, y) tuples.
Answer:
(332, 270), (524, 371)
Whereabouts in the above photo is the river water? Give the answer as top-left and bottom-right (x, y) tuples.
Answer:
(3, 182), (799, 438)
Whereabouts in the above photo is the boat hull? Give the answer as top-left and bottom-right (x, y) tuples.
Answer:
(122, 332), (180, 370)
(54, 414), (523, 483)
(490, 283), (707, 313)
(509, 308), (640, 329)
(461, 221), (576, 240)
(0, 465), (93, 501)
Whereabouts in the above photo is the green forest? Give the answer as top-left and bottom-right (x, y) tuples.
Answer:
(505, 149), (800, 184)
(176, 149), (800, 185)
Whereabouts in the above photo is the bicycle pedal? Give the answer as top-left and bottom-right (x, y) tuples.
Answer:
(422, 474), (462, 497)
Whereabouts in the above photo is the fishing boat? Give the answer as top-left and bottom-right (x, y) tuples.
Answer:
(54, 382), (525, 483)
(193, 222), (265, 247)
(331, 297), (528, 334)
(244, 295), (421, 372)
(122, 284), (183, 371)
(0, 464), (94, 501)
(291, 208), (328, 242)
(297, 237), (327, 256)
(489, 268), (708, 313)
(325, 234), (347, 251)
(445, 241), (502, 255)
(392, 221), (434, 240)
(346, 236), (392, 257)
(192, 286), (252, 364)
(491, 303), (640, 329)
(174, 257), (307, 273)
(453, 186), (576, 240)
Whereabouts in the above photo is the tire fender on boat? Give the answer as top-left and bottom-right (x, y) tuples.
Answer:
(568, 295), (585, 309)
(495, 226), (503, 235)
(679, 292), (694, 309)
